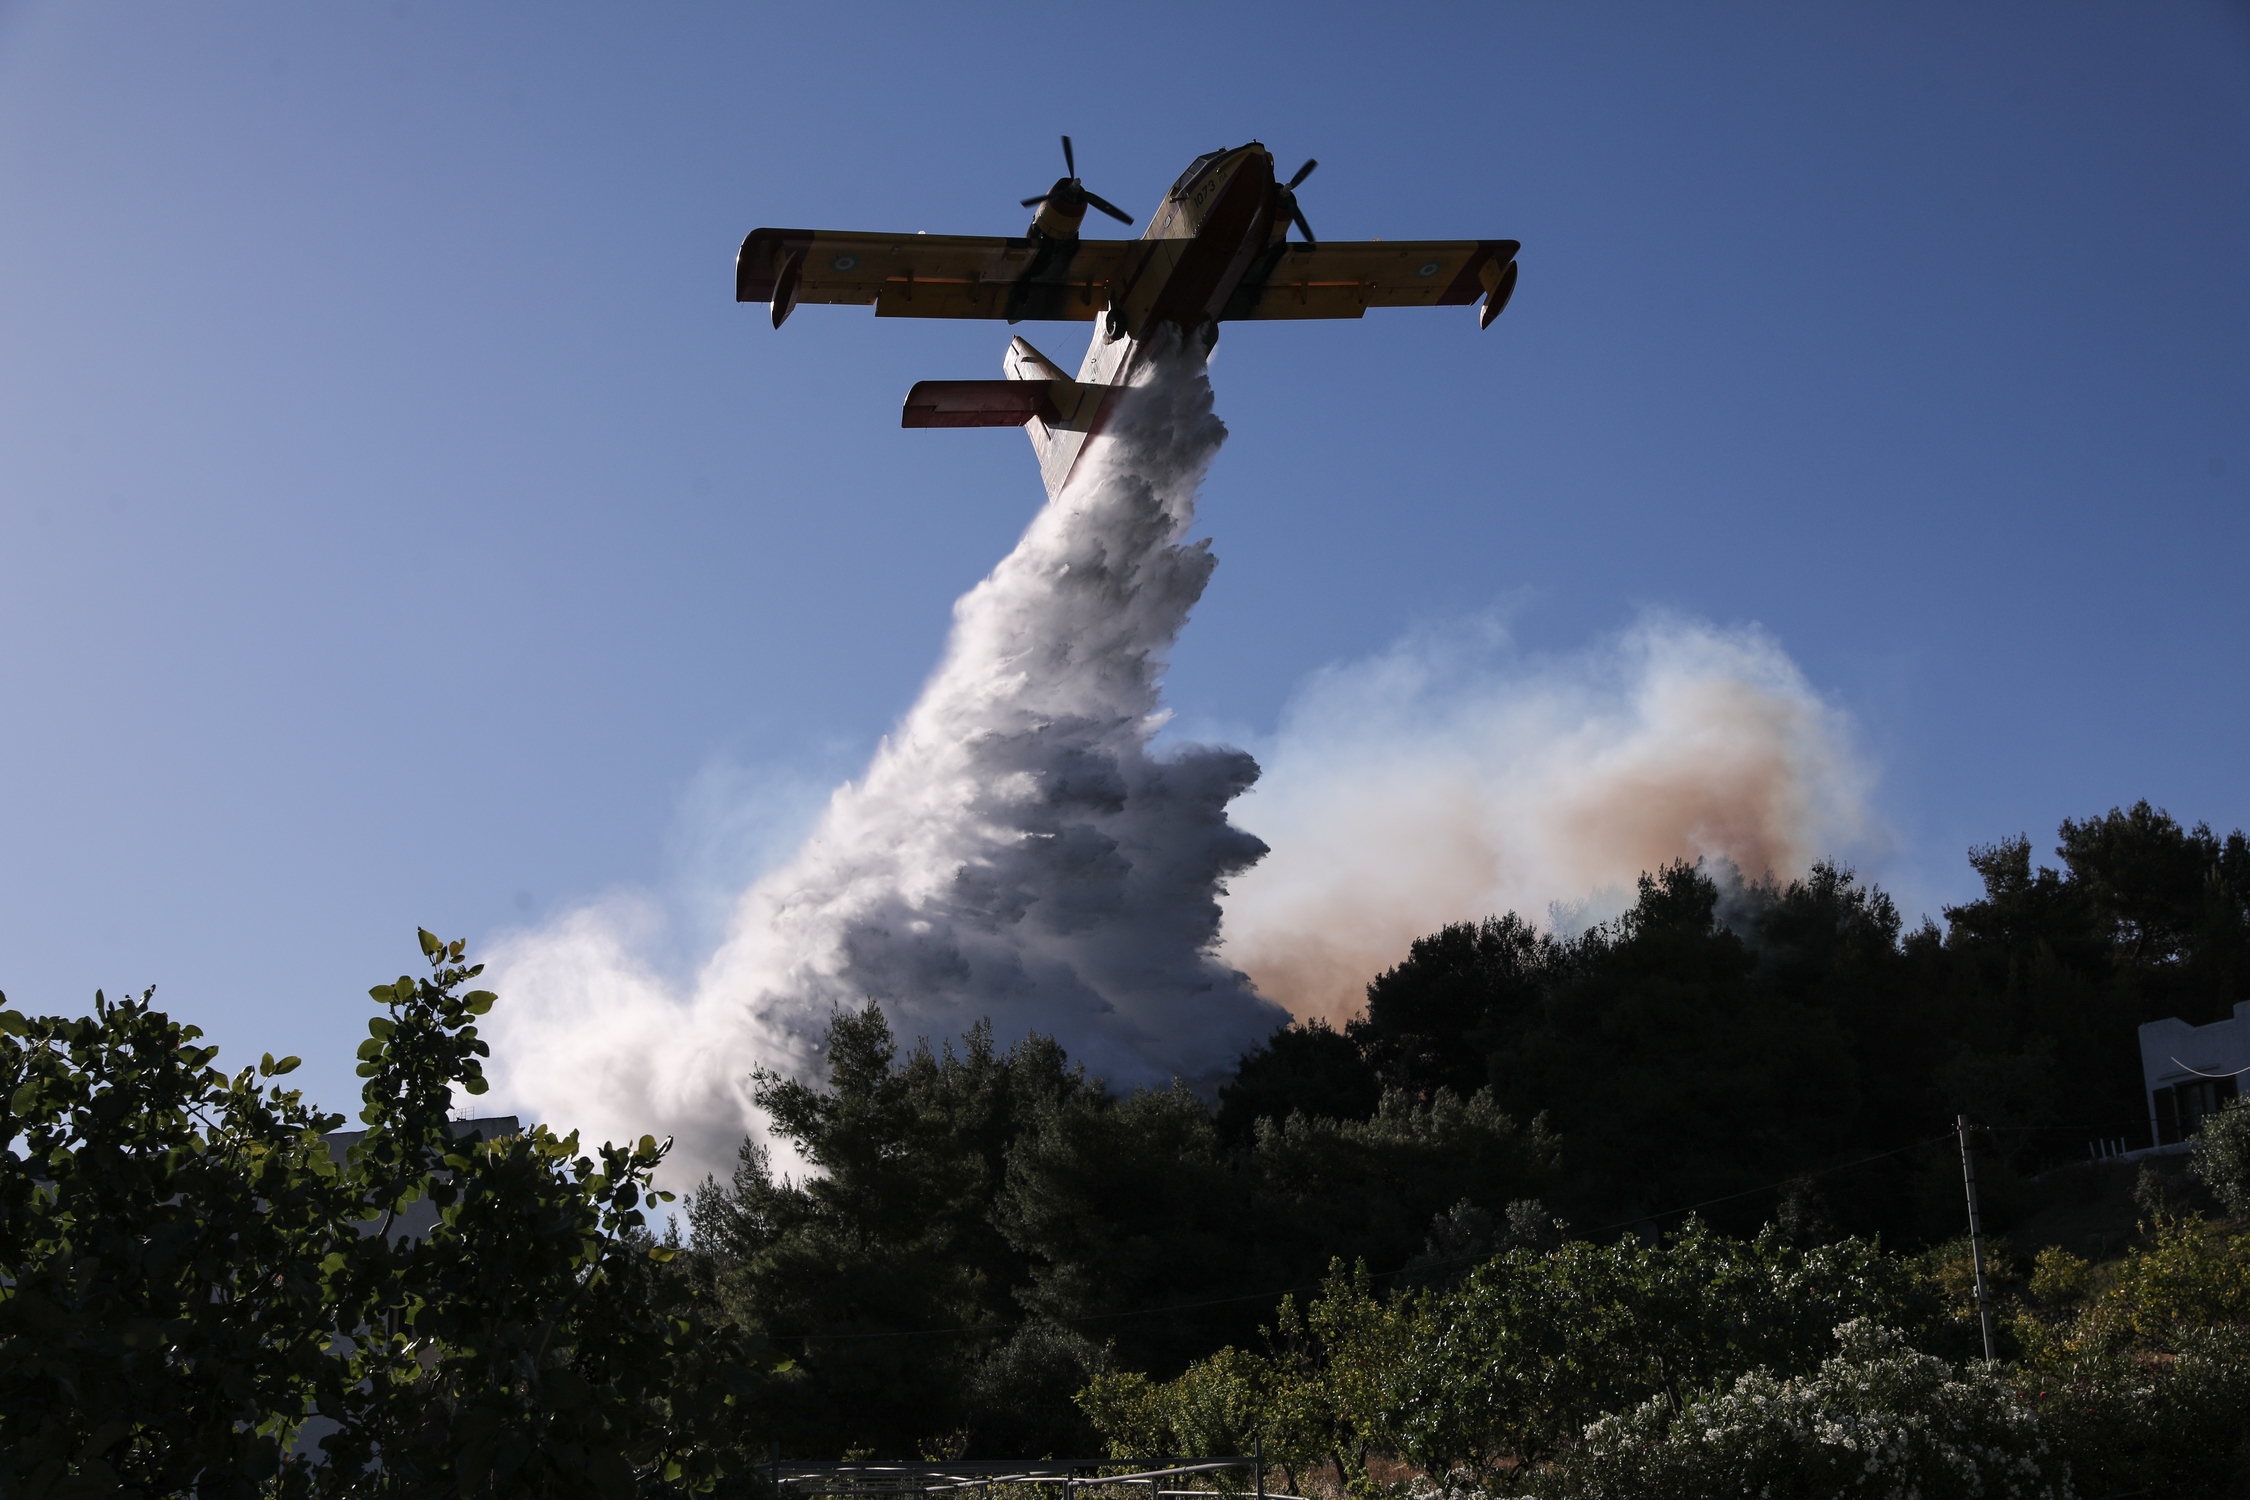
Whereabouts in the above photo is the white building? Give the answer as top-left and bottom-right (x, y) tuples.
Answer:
(290, 1115), (523, 1462)
(2139, 1002), (2247, 1146)
(321, 1115), (520, 1241)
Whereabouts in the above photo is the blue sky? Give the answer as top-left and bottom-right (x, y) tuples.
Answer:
(3, 2), (2245, 1122)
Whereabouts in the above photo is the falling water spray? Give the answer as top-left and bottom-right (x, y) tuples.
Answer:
(487, 337), (1285, 1185)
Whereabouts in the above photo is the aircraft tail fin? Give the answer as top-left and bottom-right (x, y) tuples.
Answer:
(897, 337), (1113, 502)
(1005, 336), (1111, 500)
(1004, 336), (1072, 384)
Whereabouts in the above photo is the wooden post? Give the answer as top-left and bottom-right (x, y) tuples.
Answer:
(1957, 1113), (1998, 1363)
(1254, 1436), (1264, 1500)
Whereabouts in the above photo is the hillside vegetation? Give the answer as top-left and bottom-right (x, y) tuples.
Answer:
(4, 801), (2247, 1496)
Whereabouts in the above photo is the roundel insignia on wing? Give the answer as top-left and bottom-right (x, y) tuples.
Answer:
(1416, 261), (1441, 278)
(831, 254), (860, 271)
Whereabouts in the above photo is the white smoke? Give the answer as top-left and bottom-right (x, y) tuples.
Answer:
(486, 339), (1283, 1187)
(486, 341), (1880, 1188)
(1216, 614), (1878, 1026)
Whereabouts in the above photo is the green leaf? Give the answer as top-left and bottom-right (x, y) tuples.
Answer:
(461, 1075), (490, 1095)
(586, 1447), (635, 1500)
(648, 1244), (678, 1263)
(260, 1051), (277, 1076)
(543, 1367), (593, 1410)
(368, 1016), (396, 1040)
(418, 928), (443, 957)
(0, 1010), (28, 1037)
(272, 1054), (301, 1075)
(464, 990), (497, 1015)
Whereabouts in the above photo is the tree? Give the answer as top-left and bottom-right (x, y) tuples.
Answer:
(1934, 805), (2250, 1171)
(0, 932), (772, 1498)
(993, 1079), (1245, 1378)
(1214, 1019), (1377, 1143)
(2057, 801), (2250, 976)
(686, 1007), (1094, 1458)
(683, 1005), (1556, 1455)
(1083, 1222), (1935, 1493)
(1540, 1322), (2069, 1500)
(0, 987), (354, 1496)
(1351, 913), (1553, 1103)
(2193, 1096), (2250, 1216)
(1219, 807), (2250, 1244)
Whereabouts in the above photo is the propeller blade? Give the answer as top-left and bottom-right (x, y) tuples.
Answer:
(1061, 134), (1075, 178)
(1022, 196), (1049, 207)
(1292, 206), (1317, 243)
(1083, 191), (1134, 226)
(1286, 158), (1318, 190)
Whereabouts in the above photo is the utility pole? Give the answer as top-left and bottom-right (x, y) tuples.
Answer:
(1957, 1113), (1997, 1363)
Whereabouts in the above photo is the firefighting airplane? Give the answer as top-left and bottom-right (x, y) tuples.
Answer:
(735, 138), (1519, 499)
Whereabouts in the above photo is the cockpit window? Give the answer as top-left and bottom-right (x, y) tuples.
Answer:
(1168, 149), (1231, 201)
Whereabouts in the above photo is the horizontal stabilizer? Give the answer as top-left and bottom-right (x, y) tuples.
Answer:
(901, 379), (1059, 428)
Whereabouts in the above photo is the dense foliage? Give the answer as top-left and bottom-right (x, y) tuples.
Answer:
(6, 799), (2244, 1494)
(1080, 1221), (1937, 1489)
(0, 933), (773, 1498)
(1537, 1322), (2068, 1500)
(683, 1009), (1555, 1459)
(667, 801), (2250, 1470)
(2196, 1098), (2250, 1216)
(1223, 802), (2250, 1242)
(1086, 1215), (2250, 1497)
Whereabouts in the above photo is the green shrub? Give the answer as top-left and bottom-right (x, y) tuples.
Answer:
(2011, 1218), (2250, 1497)
(2194, 1097), (2250, 1218)
(1535, 1322), (2067, 1500)
(2014, 1325), (2250, 1498)
(1081, 1205), (2250, 1499)
(2026, 1247), (2090, 1310)
(1083, 1222), (1935, 1493)
(0, 935), (774, 1499)
(2092, 1214), (2250, 1339)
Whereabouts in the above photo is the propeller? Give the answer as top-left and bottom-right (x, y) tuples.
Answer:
(1275, 158), (1318, 243)
(1021, 135), (1134, 229)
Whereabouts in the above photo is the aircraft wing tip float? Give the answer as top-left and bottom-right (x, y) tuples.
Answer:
(736, 139), (1520, 500)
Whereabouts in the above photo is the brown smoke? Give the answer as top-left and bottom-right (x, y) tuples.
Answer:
(1218, 618), (1874, 1027)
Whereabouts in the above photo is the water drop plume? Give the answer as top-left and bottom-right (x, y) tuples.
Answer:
(486, 336), (1283, 1186)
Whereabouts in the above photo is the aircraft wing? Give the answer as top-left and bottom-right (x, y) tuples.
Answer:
(1224, 239), (1520, 320)
(738, 228), (1141, 322)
